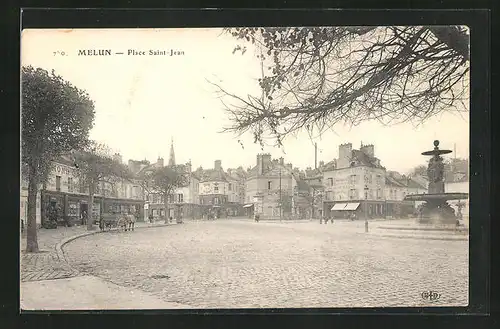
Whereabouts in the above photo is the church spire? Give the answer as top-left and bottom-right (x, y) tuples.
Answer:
(168, 137), (176, 166)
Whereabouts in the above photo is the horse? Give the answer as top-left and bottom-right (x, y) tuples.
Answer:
(116, 213), (135, 232)
(126, 214), (136, 231)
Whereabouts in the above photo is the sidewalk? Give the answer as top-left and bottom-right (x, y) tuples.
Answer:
(21, 275), (191, 310)
(20, 221), (175, 282)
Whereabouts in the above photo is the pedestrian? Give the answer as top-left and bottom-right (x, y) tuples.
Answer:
(81, 210), (87, 225)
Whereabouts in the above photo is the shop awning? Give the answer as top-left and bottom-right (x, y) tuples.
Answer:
(344, 203), (360, 211)
(243, 204), (254, 208)
(331, 203), (347, 211)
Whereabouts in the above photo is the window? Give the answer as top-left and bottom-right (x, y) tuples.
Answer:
(268, 181), (272, 190)
(328, 178), (333, 186)
(56, 176), (61, 191)
(178, 194), (183, 203)
(67, 177), (73, 192)
(152, 194), (158, 204)
(228, 183), (232, 191)
(214, 197), (219, 204)
(349, 175), (357, 185)
(214, 186), (219, 193)
(349, 189), (357, 200)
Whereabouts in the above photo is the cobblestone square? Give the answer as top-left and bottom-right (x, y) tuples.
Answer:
(63, 220), (469, 308)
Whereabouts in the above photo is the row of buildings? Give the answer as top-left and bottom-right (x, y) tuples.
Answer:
(20, 140), (469, 227)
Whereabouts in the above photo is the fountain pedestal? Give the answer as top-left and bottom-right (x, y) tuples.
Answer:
(404, 140), (468, 225)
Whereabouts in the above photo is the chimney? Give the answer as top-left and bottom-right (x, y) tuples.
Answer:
(338, 143), (353, 169)
(260, 154), (272, 174)
(157, 157), (164, 168)
(319, 160), (325, 168)
(360, 144), (375, 158)
(280, 157), (284, 165)
(214, 160), (222, 171)
(256, 154), (262, 176)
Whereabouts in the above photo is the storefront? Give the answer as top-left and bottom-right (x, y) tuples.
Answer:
(41, 190), (100, 226)
(243, 203), (254, 218)
(147, 203), (202, 220)
(385, 201), (415, 218)
(103, 197), (144, 220)
(41, 190), (145, 225)
(224, 202), (243, 217)
(326, 200), (387, 219)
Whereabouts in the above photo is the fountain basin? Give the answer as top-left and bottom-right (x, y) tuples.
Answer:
(404, 193), (469, 202)
(404, 193), (468, 225)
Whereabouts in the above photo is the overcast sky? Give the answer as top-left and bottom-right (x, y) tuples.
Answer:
(21, 28), (470, 174)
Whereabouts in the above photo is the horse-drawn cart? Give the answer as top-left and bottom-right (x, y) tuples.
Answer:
(99, 213), (136, 232)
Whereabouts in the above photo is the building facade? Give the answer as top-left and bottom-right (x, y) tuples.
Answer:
(21, 153), (145, 228)
(384, 171), (426, 218)
(323, 143), (387, 219)
(140, 143), (202, 220)
(245, 154), (311, 219)
(196, 160), (243, 218)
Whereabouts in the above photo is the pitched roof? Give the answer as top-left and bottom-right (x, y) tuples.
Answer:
(198, 169), (228, 182)
(385, 176), (406, 187)
(351, 150), (384, 169)
(407, 179), (426, 189)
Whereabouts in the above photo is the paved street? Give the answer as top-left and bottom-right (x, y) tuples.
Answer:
(63, 219), (469, 308)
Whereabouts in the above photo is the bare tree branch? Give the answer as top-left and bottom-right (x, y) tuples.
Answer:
(214, 26), (470, 146)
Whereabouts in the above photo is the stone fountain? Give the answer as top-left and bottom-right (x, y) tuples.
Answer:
(404, 140), (468, 225)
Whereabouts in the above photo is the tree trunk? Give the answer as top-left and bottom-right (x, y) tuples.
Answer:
(87, 188), (95, 231)
(164, 196), (169, 224)
(26, 167), (39, 253)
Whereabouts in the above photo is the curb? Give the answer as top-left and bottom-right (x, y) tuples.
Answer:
(55, 223), (177, 263)
(361, 232), (468, 242)
(378, 226), (469, 232)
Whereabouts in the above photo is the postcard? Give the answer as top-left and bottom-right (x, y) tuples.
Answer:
(20, 27), (470, 310)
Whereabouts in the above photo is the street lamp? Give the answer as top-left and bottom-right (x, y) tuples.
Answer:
(364, 185), (369, 233)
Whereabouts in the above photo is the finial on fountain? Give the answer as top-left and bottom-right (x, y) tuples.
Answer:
(422, 140), (451, 156)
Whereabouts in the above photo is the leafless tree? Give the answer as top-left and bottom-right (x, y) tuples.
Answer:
(149, 165), (189, 223)
(72, 142), (127, 230)
(212, 26), (470, 147)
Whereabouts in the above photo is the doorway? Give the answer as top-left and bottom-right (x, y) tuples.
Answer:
(80, 203), (88, 225)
